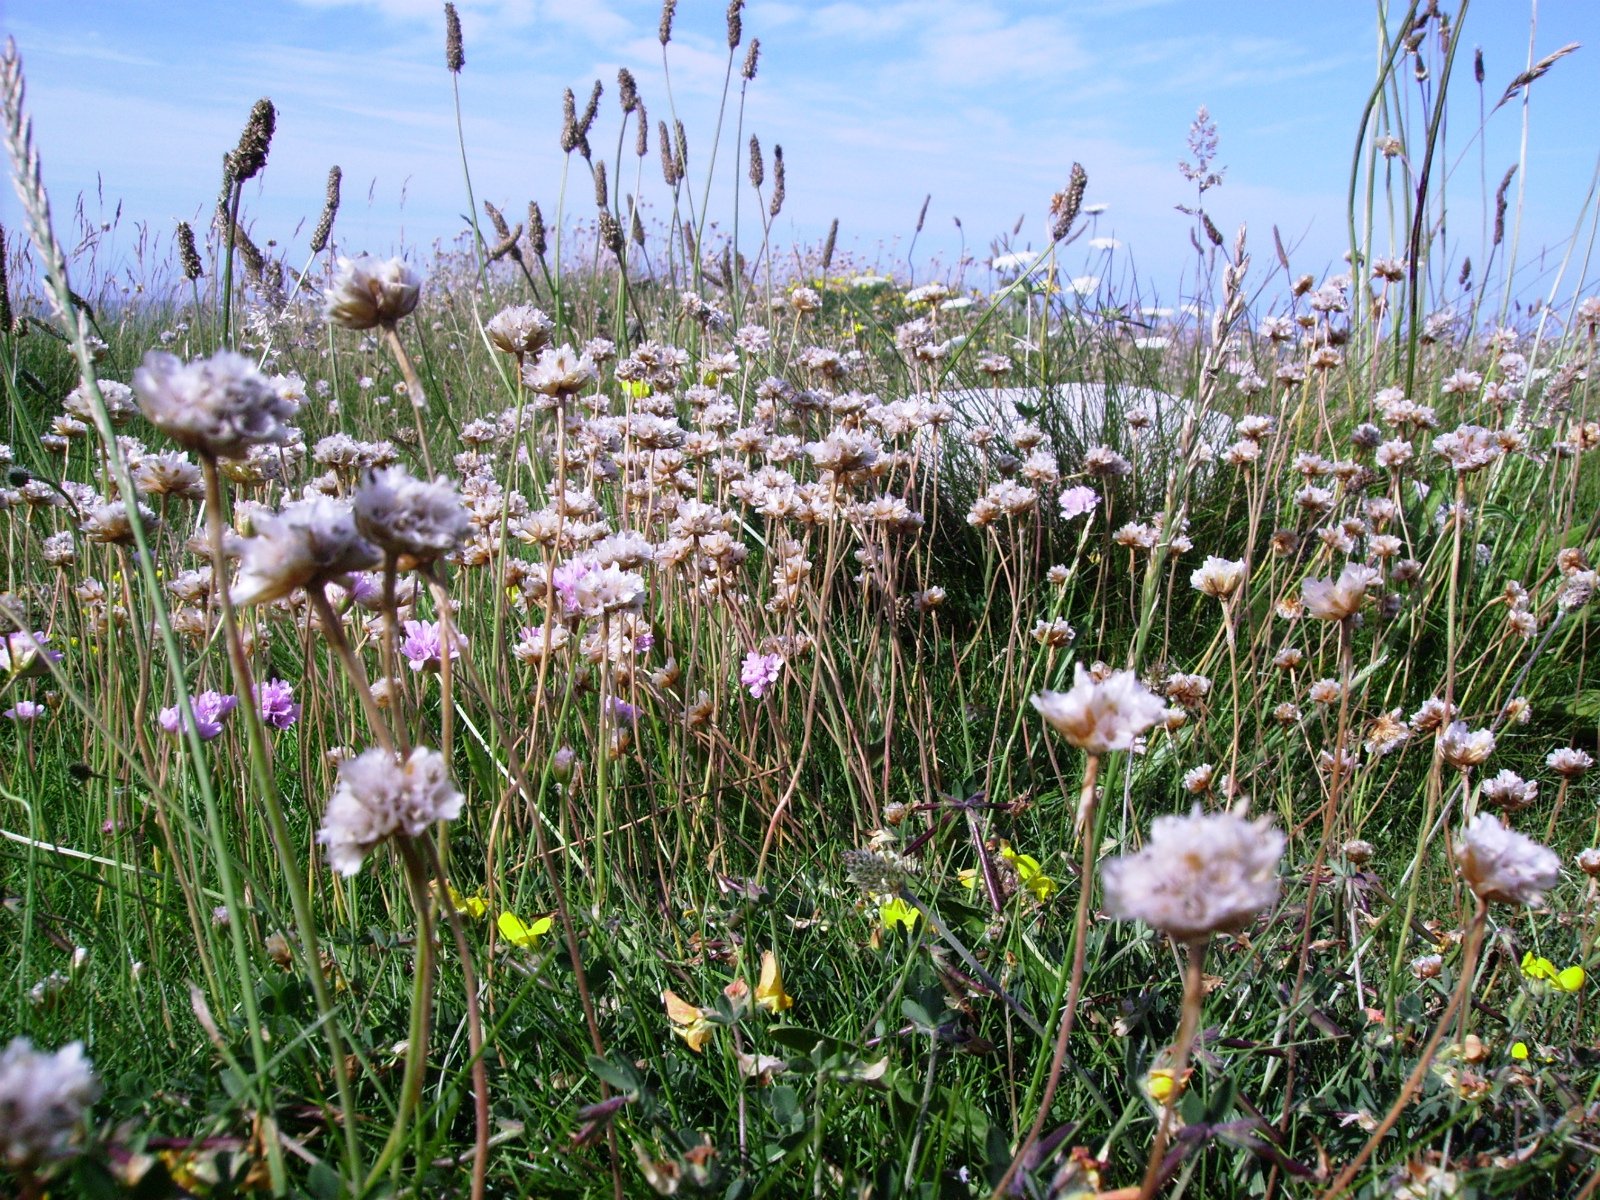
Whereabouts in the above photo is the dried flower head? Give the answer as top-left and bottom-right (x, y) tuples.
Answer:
(443, 1), (465, 72)
(1456, 814), (1560, 907)
(1031, 664), (1166, 755)
(133, 350), (296, 461)
(318, 746), (464, 875)
(1190, 555), (1246, 600)
(1301, 563), (1379, 621)
(1102, 806), (1284, 943)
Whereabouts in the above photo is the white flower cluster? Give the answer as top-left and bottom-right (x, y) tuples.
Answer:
(1102, 806), (1285, 942)
(1031, 664), (1167, 755)
(324, 256), (422, 330)
(353, 467), (471, 564)
(1456, 813), (1560, 907)
(317, 746), (464, 875)
(231, 497), (382, 606)
(133, 350), (297, 461)
(0, 1037), (99, 1165)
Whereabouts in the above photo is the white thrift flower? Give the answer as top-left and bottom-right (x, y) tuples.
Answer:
(231, 498), (382, 606)
(1301, 563), (1380, 621)
(1031, 664), (1166, 755)
(1456, 813), (1560, 907)
(1102, 806), (1284, 942)
(0, 1037), (99, 1165)
(1438, 721), (1495, 770)
(324, 256), (421, 330)
(484, 304), (554, 357)
(352, 467), (471, 564)
(132, 350), (296, 460)
(317, 746), (464, 875)
(1190, 555), (1246, 599)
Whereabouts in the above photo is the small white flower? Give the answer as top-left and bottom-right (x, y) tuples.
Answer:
(1031, 665), (1166, 755)
(317, 746), (464, 875)
(0, 1037), (99, 1165)
(1102, 806), (1284, 942)
(1455, 813), (1559, 907)
(231, 497), (382, 607)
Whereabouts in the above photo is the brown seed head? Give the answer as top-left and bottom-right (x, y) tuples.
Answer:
(748, 135), (764, 188)
(618, 67), (639, 113)
(742, 37), (760, 80)
(309, 166), (341, 254)
(176, 221), (204, 281)
(770, 145), (785, 218)
(726, 0), (744, 48)
(658, 0), (677, 45)
(1048, 162), (1087, 241)
(228, 98), (276, 183)
(444, 2), (465, 72)
(526, 201), (547, 258)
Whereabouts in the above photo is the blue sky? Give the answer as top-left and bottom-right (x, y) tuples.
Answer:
(3, 0), (1598, 309)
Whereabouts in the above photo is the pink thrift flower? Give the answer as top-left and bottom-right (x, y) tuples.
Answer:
(741, 651), (784, 699)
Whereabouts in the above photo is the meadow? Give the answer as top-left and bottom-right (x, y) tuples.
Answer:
(2, 3), (1599, 1197)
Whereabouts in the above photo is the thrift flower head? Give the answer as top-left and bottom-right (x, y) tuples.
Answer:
(1058, 485), (1099, 520)
(1456, 813), (1560, 907)
(317, 745), (464, 875)
(0, 1037), (99, 1166)
(1031, 664), (1166, 755)
(352, 466), (471, 564)
(132, 350), (296, 461)
(1102, 806), (1285, 942)
(5, 700), (45, 722)
(158, 690), (238, 741)
(1439, 722), (1496, 770)
(1, 631), (62, 679)
(324, 256), (422, 330)
(401, 619), (464, 672)
(1301, 563), (1380, 621)
(253, 678), (301, 730)
(231, 497), (382, 606)
(741, 650), (784, 698)
(1190, 555), (1246, 599)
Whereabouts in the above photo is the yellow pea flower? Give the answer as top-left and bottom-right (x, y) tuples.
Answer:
(957, 843), (1058, 902)
(1521, 952), (1584, 992)
(1510, 1041), (1529, 1061)
(441, 883), (487, 919)
(878, 896), (921, 933)
(497, 911), (553, 948)
(755, 949), (794, 1014)
(662, 989), (713, 1053)
(1145, 1067), (1189, 1104)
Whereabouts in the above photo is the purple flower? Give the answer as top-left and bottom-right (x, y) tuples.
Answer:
(159, 690), (239, 741)
(550, 559), (597, 614)
(401, 619), (464, 672)
(740, 651), (784, 699)
(5, 700), (46, 722)
(254, 678), (302, 730)
(1058, 486), (1099, 521)
(1, 630), (64, 678)
(605, 696), (639, 724)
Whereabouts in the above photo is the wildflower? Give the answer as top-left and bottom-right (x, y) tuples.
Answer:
(0, 1037), (99, 1166)
(4, 700), (45, 722)
(1190, 556), (1245, 599)
(755, 949), (794, 1013)
(1438, 722), (1495, 770)
(1145, 1067), (1189, 1104)
(1412, 954), (1443, 980)
(485, 304), (554, 357)
(231, 498), (382, 607)
(1031, 664), (1166, 755)
(1342, 839), (1375, 866)
(1101, 806), (1285, 943)
(441, 883), (488, 919)
(662, 989), (714, 1052)
(158, 690), (238, 741)
(324, 256), (422, 330)
(498, 911), (553, 948)
(1546, 747), (1593, 778)
(523, 344), (598, 399)
(740, 650), (783, 698)
(1456, 814), (1560, 907)
(352, 467), (471, 564)
(132, 350), (296, 460)
(1058, 485), (1099, 520)
(877, 896), (921, 933)
(401, 620), (463, 672)
(1472, 772), (1536, 818)
(958, 842), (1058, 901)
(1520, 952), (1583, 993)
(1576, 848), (1600, 877)
(253, 678), (300, 730)
(1301, 563), (1379, 621)
(317, 746), (464, 875)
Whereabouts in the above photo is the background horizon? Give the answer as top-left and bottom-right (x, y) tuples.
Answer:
(3, 0), (1598, 316)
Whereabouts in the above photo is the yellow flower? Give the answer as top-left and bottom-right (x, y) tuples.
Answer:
(662, 989), (713, 1053)
(878, 896), (921, 933)
(957, 843), (1058, 902)
(755, 949), (794, 1014)
(497, 911), (553, 948)
(1145, 1067), (1189, 1104)
(1510, 1041), (1529, 1061)
(1520, 951), (1584, 992)
(441, 883), (487, 919)
(621, 379), (652, 399)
